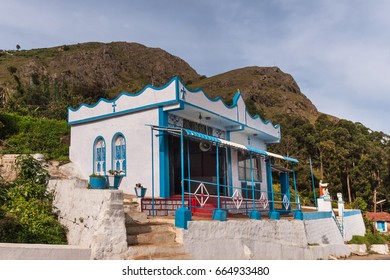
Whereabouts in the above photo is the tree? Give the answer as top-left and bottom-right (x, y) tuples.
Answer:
(16, 44), (21, 51)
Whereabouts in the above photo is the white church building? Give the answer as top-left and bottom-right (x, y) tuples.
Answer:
(68, 76), (300, 226)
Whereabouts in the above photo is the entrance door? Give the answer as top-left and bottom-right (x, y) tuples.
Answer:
(168, 135), (227, 196)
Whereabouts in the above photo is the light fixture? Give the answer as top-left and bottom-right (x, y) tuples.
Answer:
(205, 116), (211, 120)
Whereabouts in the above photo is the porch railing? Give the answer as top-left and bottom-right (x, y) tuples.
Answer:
(183, 178), (301, 217)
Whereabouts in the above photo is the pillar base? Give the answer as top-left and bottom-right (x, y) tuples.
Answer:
(249, 211), (261, 220)
(175, 207), (192, 229)
(212, 209), (227, 221)
(293, 210), (303, 220)
(269, 211), (280, 220)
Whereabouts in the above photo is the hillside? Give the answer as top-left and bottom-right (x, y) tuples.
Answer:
(1, 42), (317, 122)
(0, 42), (389, 211)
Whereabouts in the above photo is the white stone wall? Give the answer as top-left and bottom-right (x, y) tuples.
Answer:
(343, 211), (366, 241)
(70, 108), (160, 196)
(0, 244), (90, 260)
(48, 179), (128, 260)
(183, 219), (350, 260)
(304, 218), (344, 245)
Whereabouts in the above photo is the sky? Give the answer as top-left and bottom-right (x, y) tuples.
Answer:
(1, 0), (389, 134)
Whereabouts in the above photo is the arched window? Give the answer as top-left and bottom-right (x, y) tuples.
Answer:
(94, 137), (106, 175)
(113, 134), (126, 174)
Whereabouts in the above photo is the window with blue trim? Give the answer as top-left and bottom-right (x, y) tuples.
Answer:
(113, 135), (126, 174)
(94, 137), (106, 175)
(238, 152), (262, 181)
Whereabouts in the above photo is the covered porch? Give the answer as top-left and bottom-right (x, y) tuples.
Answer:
(149, 125), (302, 228)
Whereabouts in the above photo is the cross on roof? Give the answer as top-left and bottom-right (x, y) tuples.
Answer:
(112, 101), (117, 112)
(180, 87), (186, 100)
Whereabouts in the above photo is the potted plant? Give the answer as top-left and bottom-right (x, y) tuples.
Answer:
(106, 170), (124, 190)
(134, 183), (147, 198)
(89, 174), (107, 189)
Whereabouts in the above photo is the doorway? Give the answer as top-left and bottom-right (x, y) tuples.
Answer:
(168, 135), (227, 196)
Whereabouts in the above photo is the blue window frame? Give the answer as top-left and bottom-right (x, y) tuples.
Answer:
(112, 133), (126, 174)
(94, 136), (106, 175)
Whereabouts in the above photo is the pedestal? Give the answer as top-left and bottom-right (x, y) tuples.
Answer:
(249, 211), (261, 220)
(269, 211), (280, 220)
(212, 209), (227, 221)
(175, 207), (192, 229)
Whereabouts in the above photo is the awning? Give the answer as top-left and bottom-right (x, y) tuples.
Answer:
(151, 125), (298, 163)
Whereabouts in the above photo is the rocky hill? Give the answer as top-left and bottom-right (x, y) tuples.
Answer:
(0, 42), (317, 122)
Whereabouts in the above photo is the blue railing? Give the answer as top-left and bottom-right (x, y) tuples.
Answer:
(183, 178), (301, 218)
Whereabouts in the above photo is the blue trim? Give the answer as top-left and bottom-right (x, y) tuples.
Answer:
(158, 107), (170, 198)
(343, 210), (361, 217)
(181, 101), (280, 142)
(111, 132), (126, 174)
(151, 128), (155, 216)
(69, 100), (178, 125)
(226, 131), (233, 196)
(302, 211), (332, 220)
(69, 76), (179, 112)
(92, 135), (106, 175)
(183, 128), (221, 142)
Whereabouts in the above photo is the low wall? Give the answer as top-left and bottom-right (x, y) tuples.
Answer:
(343, 210), (366, 241)
(0, 243), (90, 260)
(183, 219), (350, 260)
(48, 179), (128, 260)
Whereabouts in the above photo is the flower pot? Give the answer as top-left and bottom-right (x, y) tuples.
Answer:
(105, 175), (123, 189)
(134, 187), (147, 198)
(89, 176), (107, 189)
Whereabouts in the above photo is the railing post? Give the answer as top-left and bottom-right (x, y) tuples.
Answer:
(212, 143), (226, 221)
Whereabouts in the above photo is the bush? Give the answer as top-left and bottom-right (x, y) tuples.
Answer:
(0, 155), (67, 244)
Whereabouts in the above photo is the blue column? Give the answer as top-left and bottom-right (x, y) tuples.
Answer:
(175, 131), (192, 229)
(212, 143), (226, 221)
(187, 139), (191, 209)
(158, 107), (170, 198)
(151, 128), (155, 217)
(266, 158), (279, 220)
(249, 153), (261, 220)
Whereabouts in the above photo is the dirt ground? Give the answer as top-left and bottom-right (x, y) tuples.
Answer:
(345, 253), (390, 260)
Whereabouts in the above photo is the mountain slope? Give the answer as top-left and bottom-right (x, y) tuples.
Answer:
(1, 42), (316, 122)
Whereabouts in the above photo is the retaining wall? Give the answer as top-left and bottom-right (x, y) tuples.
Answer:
(343, 210), (366, 241)
(0, 243), (90, 260)
(48, 179), (128, 260)
(183, 219), (350, 260)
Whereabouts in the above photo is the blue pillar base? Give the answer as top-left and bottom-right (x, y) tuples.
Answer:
(249, 211), (261, 220)
(175, 207), (192, 229)
(293, 210), (303, 220)
(269, 211), (280, 220)
(212, 209), (227, 221)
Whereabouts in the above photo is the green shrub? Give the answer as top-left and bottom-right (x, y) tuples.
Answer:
(0, 112), (69, 160)
(0, 155), (67, 244)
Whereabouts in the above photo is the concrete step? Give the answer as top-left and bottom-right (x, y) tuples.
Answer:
(127, 243), (188, 260)
(127, 230), (176, 245)
(125, 212), (148, 224)
(125, 223), (174, 235)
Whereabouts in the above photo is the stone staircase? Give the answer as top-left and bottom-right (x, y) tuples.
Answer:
(123, 194), (191, 260)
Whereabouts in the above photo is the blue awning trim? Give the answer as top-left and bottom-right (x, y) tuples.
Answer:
(183, 129), (221, 143)
(181, 128), (298, 163)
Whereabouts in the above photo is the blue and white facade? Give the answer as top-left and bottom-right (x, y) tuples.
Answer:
(68, 77), (299, 221)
